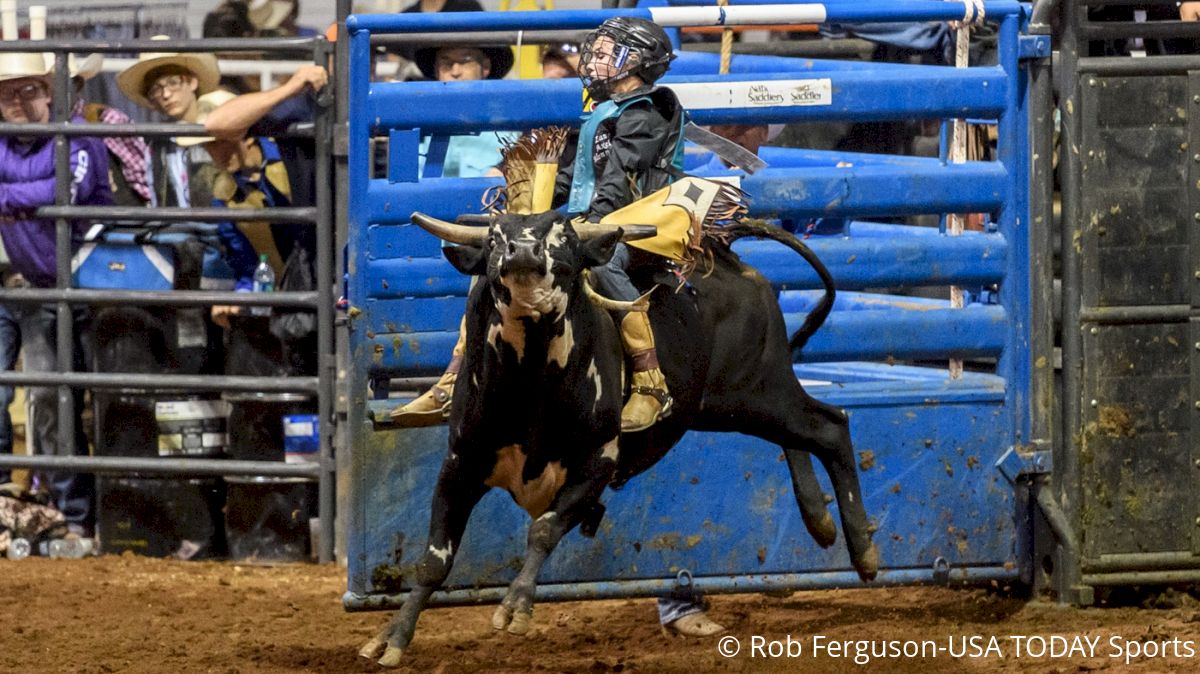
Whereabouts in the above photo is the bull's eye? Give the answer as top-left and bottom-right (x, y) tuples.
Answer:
(507, 241), (517, 256)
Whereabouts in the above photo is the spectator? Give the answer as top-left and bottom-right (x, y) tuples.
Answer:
(248, 0), (319, 38)
(203, 1), (264, 96)
(693, 124), (783, 173)
(64, 54), (153, 207)
(204, 64), (327, 370)
(0, 52), (112, 538)
(198, 129), (298, 327)
(412, 43), (518, 177)
(204, 63), (326, 213)
(541, 42), (581, 80)
(1185, 3), (1200, 21)
(116, 38), (224, 208)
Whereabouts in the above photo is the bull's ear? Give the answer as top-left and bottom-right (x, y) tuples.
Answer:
(580, 229), (624, 268)
(443, 244), (487, 275)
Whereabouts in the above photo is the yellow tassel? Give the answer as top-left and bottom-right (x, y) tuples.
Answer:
(498, 127), (569, 215)
(531, 162), (557, 212)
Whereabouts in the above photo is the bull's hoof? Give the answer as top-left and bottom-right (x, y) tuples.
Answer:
(359, 636), (387, 660)
(804, 511), (837, 549)
(378, 645), (406, 668)
(492, 604), (513, 630)
(854, 543), (881, 582)
(506, 610), (533, 636)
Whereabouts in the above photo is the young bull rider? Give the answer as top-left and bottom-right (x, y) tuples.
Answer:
(394, 17), (684, 434)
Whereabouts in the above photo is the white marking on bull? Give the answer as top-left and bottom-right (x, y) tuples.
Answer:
(545, 221), (567, 251)
(601, 436), (619, 462)
(429, 542), (453, 563)
(587, 359), (601, 415)
(537, 511), (557, 522)
(548, 320), (575, 368)
(487, 315), (526, 362)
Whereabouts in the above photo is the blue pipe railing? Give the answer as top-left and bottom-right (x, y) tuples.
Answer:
(366, 68), (1007, 133)
(347, 3), (1023, 35)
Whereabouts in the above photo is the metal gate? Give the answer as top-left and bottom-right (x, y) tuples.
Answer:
(344, 2), (1046, 609)
(1052, 0), (1200, 602)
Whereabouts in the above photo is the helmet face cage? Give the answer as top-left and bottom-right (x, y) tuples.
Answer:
(579, 29), (641, 101)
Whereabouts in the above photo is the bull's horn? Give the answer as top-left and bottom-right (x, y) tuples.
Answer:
(411, 212), (489, 245)
(582, 270), (652, 313)
(455, 214), (495, 226)
(574, 223), (658, 242)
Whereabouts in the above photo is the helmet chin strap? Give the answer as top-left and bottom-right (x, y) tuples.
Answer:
(584, 68), (640, 101)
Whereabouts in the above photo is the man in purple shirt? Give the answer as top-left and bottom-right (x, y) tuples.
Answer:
(0, 52), (112, 538)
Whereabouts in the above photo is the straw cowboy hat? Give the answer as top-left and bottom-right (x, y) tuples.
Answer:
(174, 89), (239, 147)
(0, 52), (51, 83)
(117, 36), (220, 111)
(248, 0), (294, 31)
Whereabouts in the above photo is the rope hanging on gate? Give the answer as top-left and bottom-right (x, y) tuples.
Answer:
(718, 0), (733, 75)
(953, 0), (987, 27)
(945, 0), (984, 380)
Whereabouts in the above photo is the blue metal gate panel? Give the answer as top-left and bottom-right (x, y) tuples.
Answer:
(347, 377), (1014, 603)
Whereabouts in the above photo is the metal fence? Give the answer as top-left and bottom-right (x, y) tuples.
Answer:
(1050, 0), (1200, 604)
(0, 36), (337, 563)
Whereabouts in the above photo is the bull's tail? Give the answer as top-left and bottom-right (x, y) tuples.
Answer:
(716, 220), (836, 352)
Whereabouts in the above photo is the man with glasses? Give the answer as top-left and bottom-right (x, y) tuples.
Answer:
(117, 38), (224, 208)
(411, 43), (518, 177)
(0, 52), (112, 538)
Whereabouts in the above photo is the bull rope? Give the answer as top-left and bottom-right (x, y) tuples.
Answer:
(947, 0), (985, 379)
(718, 0), (733, 75)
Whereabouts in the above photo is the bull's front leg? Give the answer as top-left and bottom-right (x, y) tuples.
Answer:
(360, 456), (488, 667)
(492, 439), (618, 636)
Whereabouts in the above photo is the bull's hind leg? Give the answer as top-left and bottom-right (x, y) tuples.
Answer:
(360, 459), (488, 667)
(782, 448), (838, 549)
(795, 401), (878, 580)
(493, 443), (618, 636)
(751, 397), (878, 581)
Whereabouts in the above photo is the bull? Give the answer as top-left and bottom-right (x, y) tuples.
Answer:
(360, 204), (879, 666)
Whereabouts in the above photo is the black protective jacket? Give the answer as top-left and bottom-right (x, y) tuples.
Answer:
(554, 85), (684, 222)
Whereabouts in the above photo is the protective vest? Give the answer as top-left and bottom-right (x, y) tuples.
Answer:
(566, 92), (686, 213)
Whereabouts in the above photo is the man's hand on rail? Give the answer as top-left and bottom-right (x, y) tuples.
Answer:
(287, 65), (329, 95)
(212, 305), (239, 329)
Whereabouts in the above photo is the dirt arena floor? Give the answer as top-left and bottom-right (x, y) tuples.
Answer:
(4, 554), (1200, 673)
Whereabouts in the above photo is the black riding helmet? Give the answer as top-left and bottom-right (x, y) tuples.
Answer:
(579, 16), (675, 102)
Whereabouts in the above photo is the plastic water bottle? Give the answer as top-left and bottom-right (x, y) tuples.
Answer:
(6, 537), (31, 560)
(251, 253), (275, 317)
(47, 537), (93, 559)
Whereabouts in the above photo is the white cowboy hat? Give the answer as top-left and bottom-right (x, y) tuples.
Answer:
(42, 53), (104, 81)
(175, 89), (239, 147)
(0, 52), (51, 83)
(248, 0), (294, 31)
(116, 36), (220, 111)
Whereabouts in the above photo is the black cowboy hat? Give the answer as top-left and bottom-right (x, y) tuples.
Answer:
(413, 44), (513, 81)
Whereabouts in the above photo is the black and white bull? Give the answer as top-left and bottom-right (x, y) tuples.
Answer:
(360, 210), (879, 666)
